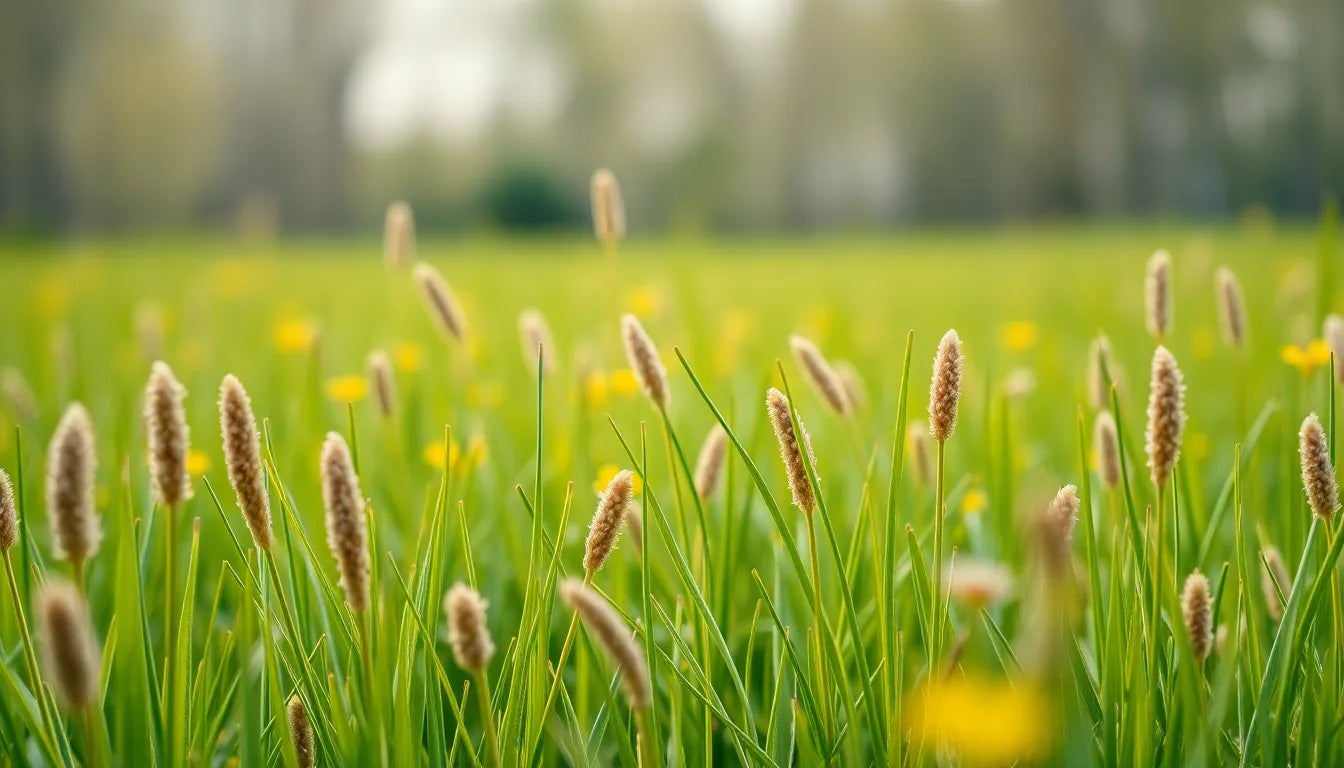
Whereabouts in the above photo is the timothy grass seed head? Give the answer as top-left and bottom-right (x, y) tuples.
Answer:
(693, 425), (729, 501)
(47, 403), (100, 567)
(833, 360), (868, 412)
(0, 468), (16, 551)
(1298, 413), (1337, 521)
(384, 200), (415, 268)
(1093, 411), (1121, 489)
(1087, 334), (1116, 410)
(590, 168), (626, 248)
(1181, 570), (1212, 662)
(287, 695), (315, 768)
(766, 387), (817, 515)
(413, 262), (467, 342)
(560, 579), (651, 709)
(321, 432), (370, 612)
(366, 349), (397, 418)
(143, 361), (192, 508)
(519, 308), (556, 378)
(1145, 346), (1186, 488)
(445, 582), (495, 671)
(586, 469), (634, 574)
(1215, 267), (1247, 348)
(219, 375), (271, 550)
(789, 334), (850, 416)
(620, 314), (669, 410)
(1145, 249), (1172, 338)
(39, 579), (99, 708)
(929, 329), (963, 442)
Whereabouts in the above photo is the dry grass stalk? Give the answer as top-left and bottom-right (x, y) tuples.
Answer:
(766, 388), (817, 515)
(321, 432), (370, 612)
(144, 361), (192, 508)
(219, 375), (272, 550)
(47, 403), (100, 567)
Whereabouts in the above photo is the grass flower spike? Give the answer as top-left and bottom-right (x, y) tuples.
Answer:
(144, 361), (192, 508)
(590, 169), (626, 249)
(620, 314), (669, 410)
(585, 469), (634, 574)
(1087, 334), (1116, 410)
(321, 432), (370, 612)
(287, 695), (316, 768)
(445, 582), (495, 671)
(560, 580), (650, 709)
(929, 329), (963, 441)
(1260, 546), (1290, 621)
(39, 580), (99, 708)
(0, 469), (15, 551)
(1145, 346), (1186, 487)
(1298, 413), (1337, 521)
(1182, 570), (1212, 663)
(1145, 249), (1171, 338)
(384, 200), (415, 268)
(219, 375), (272, 550)
(47, 403), (100, 568)
(519, 309), (556, 377)
(414, 262), (467, 341)
(1093, 412), (1121, 488)
(766, 387), (817, 515)
(367, 349), (397, 418)
(789, 334), (850, 415)
(1215, 267), (1246, 348)
(693, 425), (728, 500)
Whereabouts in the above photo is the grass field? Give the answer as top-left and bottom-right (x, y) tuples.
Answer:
(1, 222), (1342, 766)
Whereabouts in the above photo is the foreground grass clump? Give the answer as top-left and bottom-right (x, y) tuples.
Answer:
(0, 217), (1343, 766)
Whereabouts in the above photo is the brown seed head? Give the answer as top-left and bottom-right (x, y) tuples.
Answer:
(766, 388), (817, 515)
(693, 425), (728, 501)
(519, 309), (556, 378)
(560, 579), (650, 709)
(620, 314), (668, 410)
(1299, 413), (1337, 521)
(1145, 346), (1186, 487)
(2, 367), (37, 423)
(590, 169), (626, 248)
(444, 582), (495, 671)
(144, 361), (192, 508)
(789, 334), (850, 416)
(1181, 570), (1212, 662)
(47, 403), (100, 566)
(413, 262), (467, 341)
(287, 695), (315, 768)
(1260, 546), (1291, 622)
(1093, 411), (1121, 489)
(833, 360), (868, 412)
(585, 469), (634, 574)
(384, 201), (415, 268)
(1215, 267), (1247, 348)
(366, 350), (397, 418)
(928, 330), (963, 442)
(39, 580), (99, 708)
(1046, 485), (1081, 542)
(321, 433), (370, 612)
(219, 375), (271, 550)
(1087, 334), (1116, 410)
(1145, 249), (1172, 338)
(1325, 314), (1344, 384)
(0, 469), (16, 551)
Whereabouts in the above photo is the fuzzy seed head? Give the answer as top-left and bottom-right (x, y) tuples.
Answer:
(1087, 334), (1116, 410)
(1145, 346), (1186, 487)
(1182, 570), (1212, 662)
(586, 469), (634, 574)
(413, 262), (467, 341)
(928, 330), (963, 442)
(766, 388), (818, 515)
(1145, 249), (1172, 338)
(39, 580), (99, 708)
(908, 421), (932, 487)
(620, 314), (668, 410)
(1298, 413), (1337, 521)
(560, 580), (650, 709)
(1046, 485), (1081, 542)
(47, 403), (100, 566)
(2, 368), (37, 423)
(366, 350), (397, 418)
(143, 361), (192, 508)
(1215, 267), (1247, 348)
(789, 335), (850, 416)
(321, 433), (370, 612)
(693, 425), (729, 501)
(1260, 546), (1291, 622)
(1324, 314), (1344, 384)
(519, 309), (556, 378)
(445, 582), (495, 671)
(219, 375), (271, 550)
(945, 559), (1014, 610)
(590, 169), (626, 248)
(0, 469), (16, 551)
(384, 200), (415, 268)
(287, 695), (315, 768)
(833, 360), (868, 412)
(1093, 412), (1121, 489)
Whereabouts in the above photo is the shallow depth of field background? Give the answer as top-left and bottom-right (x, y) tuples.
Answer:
(3, 0), (1344, 766)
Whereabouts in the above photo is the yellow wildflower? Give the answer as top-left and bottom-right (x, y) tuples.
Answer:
(626, 286), (660, 317)
(423, 441), (461, 472)
(275, 319), (317, 354)
(1001, 321), (1039, 352)
(394, 343), (424, 373)
(1282, 339), (1331, 377)
(961, 488), (988, 515)
(905, 676), (1054, 766)
(186, 450), (211, 476)
(326, 375), (368, 403)
(584, 371), (609, 407)
(610, 369), (640, 397)
(594, 463), (643, 496)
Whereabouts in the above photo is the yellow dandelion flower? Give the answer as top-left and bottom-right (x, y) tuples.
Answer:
(610, 368), (640, 397)
(594, 463), (642, 496)
(905, 676), (1054, 766)
(1282, 339), (1332, 377)
(1001, 321), (1039, 352)
(584, 371), (609, 407)
(326, 375), (368, 403)
(626, 286), (660, 317)
(394, 343), (424, 373)
(423, 441), (462, 472)
(275, 319), (317, 354)
(961, 488), (988, 515)
(186, 449), (211, 476)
